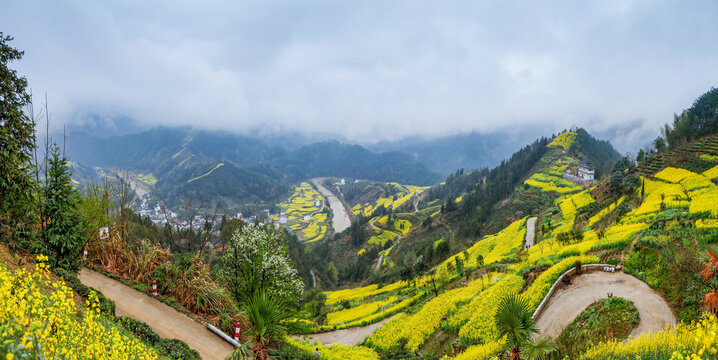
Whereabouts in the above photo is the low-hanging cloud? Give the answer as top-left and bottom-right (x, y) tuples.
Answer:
(3, 0), (717, 152)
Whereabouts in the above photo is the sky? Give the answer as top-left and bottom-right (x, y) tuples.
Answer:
(2, 0), (718, 153)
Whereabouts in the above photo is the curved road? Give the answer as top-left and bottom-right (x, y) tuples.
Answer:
(312, 178), (351, 233)
(535, 271), (676, 339)
(297, 315), (397, 345)
(78, 269), (235, 360)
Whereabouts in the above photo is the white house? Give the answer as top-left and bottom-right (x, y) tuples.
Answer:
(577, 161), (595, 181)
(303, 214), (311, 221)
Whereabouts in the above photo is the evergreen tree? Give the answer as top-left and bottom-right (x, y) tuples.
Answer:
(42, 144), (84, 270)
(0, 33), (37, 246)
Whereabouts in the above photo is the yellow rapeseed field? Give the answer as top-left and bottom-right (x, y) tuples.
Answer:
(0, 256), (158, 359)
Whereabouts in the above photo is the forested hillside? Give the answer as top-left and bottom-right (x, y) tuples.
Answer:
(65, 128), (441, 212)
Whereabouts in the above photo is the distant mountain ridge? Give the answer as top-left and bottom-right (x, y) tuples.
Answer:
(65, 127), (442, 211)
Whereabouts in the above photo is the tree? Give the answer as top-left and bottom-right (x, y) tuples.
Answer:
(220, 224), (303, 305)
(326, 261), (339, 286)
(494, 294), (557, 360)
(41, 144), (84, 270)
(556, 231), (572, 246)
(0, 33), (37, 247)
(609, 171), (624, 192)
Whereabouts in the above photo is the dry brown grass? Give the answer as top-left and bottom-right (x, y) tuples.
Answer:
(87, 227), (243, 328)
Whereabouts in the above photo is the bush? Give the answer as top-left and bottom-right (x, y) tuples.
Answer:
(53, 268), (116, 316)
(156, 339), (201, 360)
(116, 316), (161, 345)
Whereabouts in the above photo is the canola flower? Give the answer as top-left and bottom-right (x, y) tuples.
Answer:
(443, 337), (505, 360)
(522, 255), (600, 310)
(366, 275), (493, 352)
(703, 165), (718, 180)
(445, 274), (521, 333)
(548, 132), (577, 151)
(589, 195), (625, 226)
(326, 296), (398, 326)
(655, 167), (697, 183)
(286, 337), (379, 360)
(0, 256), (158, 360)
(324, 282), (405, 305)
(581, 313), (718, 359)
(278, 182), (328, 242)
(456, 275), (525, 344)
(337, 294), (422, 329)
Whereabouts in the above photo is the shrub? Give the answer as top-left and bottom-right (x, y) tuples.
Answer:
(156, 339), (201, 360)
(116, 316), (161, 345)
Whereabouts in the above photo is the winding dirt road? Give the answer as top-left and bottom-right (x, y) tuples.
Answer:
(78, 269), (234, 360)
(296, 315), (397, 345)
(369, 218), (401, 271)
(535, 271), (676, 339)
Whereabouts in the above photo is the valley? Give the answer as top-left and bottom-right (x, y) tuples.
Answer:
(3, 25), (718, 360)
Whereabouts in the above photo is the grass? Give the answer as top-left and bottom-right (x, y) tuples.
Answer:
(557, 297), (639, 357)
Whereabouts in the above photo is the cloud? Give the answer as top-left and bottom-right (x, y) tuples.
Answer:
(2, 0), (718, 150)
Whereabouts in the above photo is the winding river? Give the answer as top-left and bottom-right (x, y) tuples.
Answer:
(311, 178), (351, 233)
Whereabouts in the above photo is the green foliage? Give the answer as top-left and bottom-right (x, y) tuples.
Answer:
(494, 293), (557, 359)
(664, 87), (718, 149)
(557, 297), (639, 357)
(220, 224), (303, 305)
(156, 339), (201, 360)
(40, 144), (84, 270)
(0, 33), (37, 247)
(242, 290), (288, 349)
(116, 316), (161, 345)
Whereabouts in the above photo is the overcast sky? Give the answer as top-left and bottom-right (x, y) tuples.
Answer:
(3, 0), (718, 152)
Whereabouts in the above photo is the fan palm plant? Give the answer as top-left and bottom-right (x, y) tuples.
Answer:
(494, 293), (557, 360)
(241, 290), (288, 360)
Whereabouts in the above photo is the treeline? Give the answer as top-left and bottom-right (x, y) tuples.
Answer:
(423, 167), (489, 205)
(457, 137), (551, 236)
(664, 87), (718, 149)
(639, 87), (718, 161)
(569, 128), (622, 178)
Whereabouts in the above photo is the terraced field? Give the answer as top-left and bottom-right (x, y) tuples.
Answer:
(292, 145), (718, 359)
(275, 182), (331, 242)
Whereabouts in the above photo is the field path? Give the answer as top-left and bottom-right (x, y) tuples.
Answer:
(524, 217), (537, 248)
(535, 271), (676, 339)
(78, 268), (235, 360)
(296, 315), (397, 345)
(312, 178), (351, 233)
(370, 218), (402, 271)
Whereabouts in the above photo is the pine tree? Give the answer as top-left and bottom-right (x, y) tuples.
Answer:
(0, 33), (37, 246)
(42, 144), (83, 270)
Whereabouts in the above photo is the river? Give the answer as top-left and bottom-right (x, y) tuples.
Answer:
(311, 178), (351, 233)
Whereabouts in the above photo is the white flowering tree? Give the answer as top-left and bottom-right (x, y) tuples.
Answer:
(220, 224), (304, 305)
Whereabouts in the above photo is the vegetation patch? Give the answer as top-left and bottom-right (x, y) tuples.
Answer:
(557, 297), (639, 357)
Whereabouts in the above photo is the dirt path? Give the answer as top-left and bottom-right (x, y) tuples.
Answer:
(525, 217), (537, 249)
(312, 178), (351, 233)
(78, 269), (235, 360)
(535, 271), (676, 339)
(296, 315), (397, 345)
(370, 218), (401, 271)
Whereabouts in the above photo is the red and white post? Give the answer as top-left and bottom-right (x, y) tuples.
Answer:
(234, 323), (241, 341)
(83, 248), (88, 261)
(152, 280), (157, 296)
